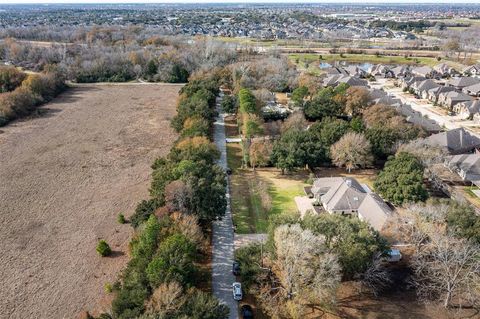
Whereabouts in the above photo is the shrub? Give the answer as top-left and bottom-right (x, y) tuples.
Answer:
(117, 213), (126, 224)
(96, 240), (112, 257)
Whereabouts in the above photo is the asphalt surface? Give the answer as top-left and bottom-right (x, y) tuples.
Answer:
(212, 95), (239, 319)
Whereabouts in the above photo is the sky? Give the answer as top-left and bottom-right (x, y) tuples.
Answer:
(0, 0), (479, 3)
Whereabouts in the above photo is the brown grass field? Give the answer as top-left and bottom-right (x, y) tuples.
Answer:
(0, 83), (181, 318)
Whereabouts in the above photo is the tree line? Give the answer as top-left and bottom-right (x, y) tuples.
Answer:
(0, 65), (66, 126)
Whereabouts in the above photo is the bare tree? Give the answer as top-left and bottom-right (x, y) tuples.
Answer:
(344, 86), (372, 116)
(273, 224), (341, 305)
(280, 111), (307, 133)
(146, 281), (185, 314)
(411, 234), (480, 308)
(330, 132), (373, 172)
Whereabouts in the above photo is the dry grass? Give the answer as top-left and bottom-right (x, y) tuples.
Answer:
(0, 84), (182, 318)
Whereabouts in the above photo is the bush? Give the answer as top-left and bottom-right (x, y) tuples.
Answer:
(117, 213), (126, 224)
(96, 240), (112, 257)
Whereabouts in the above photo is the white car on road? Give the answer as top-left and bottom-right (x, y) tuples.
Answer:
(232, 282), (243, 301)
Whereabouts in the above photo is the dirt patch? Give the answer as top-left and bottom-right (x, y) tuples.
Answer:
(0, 84), (182, 319)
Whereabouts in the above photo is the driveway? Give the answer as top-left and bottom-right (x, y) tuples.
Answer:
(212, 96), (239, 319)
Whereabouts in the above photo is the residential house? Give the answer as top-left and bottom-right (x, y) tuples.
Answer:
(411, 66), (434, 78)
(344, 65), (367, 78)
(391, 65), (410, 78)
(427, 85), (456, 104)
(437, 91), (473, 109)
(323, 74), (344, 87)
(446, 77), (480, 90)
(324, 67), (348, 75)
(411, 79), (440, 98)
(444, 153), (480, 184)
(462, 82), (480, 97)
(462, 64), (480, 77)
(311, 177), (392, 231)
(400, 76), (426, 90)
(453, 100), (480, 119)
(423, 127), (480, 154)
(369, 64), (393, 78)
(433, 63), (457, 78)
(337, 75), (368, 87)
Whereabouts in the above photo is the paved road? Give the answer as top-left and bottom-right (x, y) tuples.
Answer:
(212, 96), (238, 319)
(372, 78), (480, 136)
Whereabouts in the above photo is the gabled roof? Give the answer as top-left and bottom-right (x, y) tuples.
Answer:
(358, 193), (392, 231)
(462, 64), (480, 73)
(442, 91), (473, 102)
(456, 100), (480, 113)
(424, 128), (480, 153)
(415, 79), (439, 92)
(312, 177), (392, 231)
(434, 63), (455, 73)
(412, 66), (433, 76)
(337, 76), (368, 87)
(317, 177), (366, 212)
(428, 85), (456, 96)
(463, 83), (480, 94)
(447, 77), (480, 88)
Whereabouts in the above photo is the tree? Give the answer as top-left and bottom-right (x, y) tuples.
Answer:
(411, 233), (480, 308)
(238, 88), (257, 114)
(249, 139), (273, 170)
(344, 86), (372, 116)
(171, 136), (220, 164)
(302, 213), (389, 279)
(0, 66), (26, 93)
(291, 86), (309, 107)
(146, 234), (196, 288)
(220, 95), (237, 114)
(271, 224), (341, 311)
(164, 180), (192, 214)
(330, 132), (373, 172)
(96, 240), (112, 257)
(281, 111), (307, 133)
(304, 87), (344, 121)
(446, 201), (480, 244)
(374, 152), (428, 206)
(365, 125), (400, 159)
(168, 64), (189, 83)
(270, 129), (309, 172)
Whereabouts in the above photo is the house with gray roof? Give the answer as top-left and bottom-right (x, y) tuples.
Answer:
(344, 65), (367, 78)
(434, 63), (458, 78)
(462, 64), (480, 77)
(400, 76), (426, 90)
(462, 83), (480, 97)
(446, 77), (480, 90)
(391, 65), (410, 78)
(411, 66), (434, 78)
(337, 75), (368, 87)
(437, 91), (473, 109)
(311, 177), (392, 231)
(427, 85), (456, 104)
(453, 100), (480, 119)
(423, 128), (480, 154)
(444, 153), (480, 185)
(411, 79), (440, 98)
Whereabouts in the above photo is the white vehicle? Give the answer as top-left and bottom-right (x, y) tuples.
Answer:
(232, 282), (242, 301)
